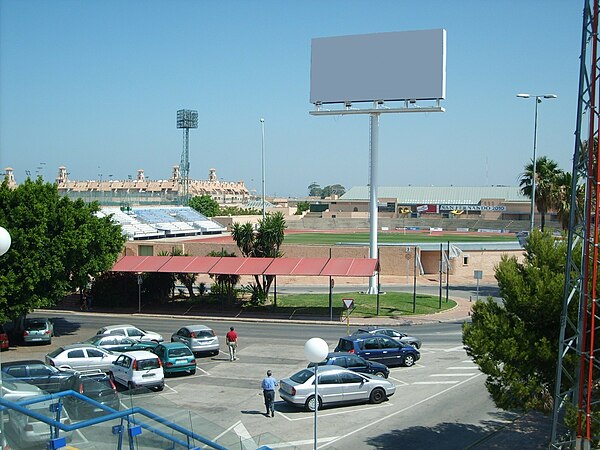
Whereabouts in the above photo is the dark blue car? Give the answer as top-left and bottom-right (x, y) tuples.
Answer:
(308, 352), (390, 378)
(334, 334), (420, 367)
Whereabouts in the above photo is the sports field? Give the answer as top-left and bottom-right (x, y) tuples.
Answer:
(283, 230), (518, 245)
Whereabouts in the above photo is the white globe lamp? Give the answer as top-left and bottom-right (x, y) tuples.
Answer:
(0, 227), (10, 256)
(304, 337), (329, 363)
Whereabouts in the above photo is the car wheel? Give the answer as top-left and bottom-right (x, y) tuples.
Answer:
(156, 384), (164, 392)
(411, 343), (419, 349)
(369, 387), (386, 404)
(213, 350), (219, 356)
(190, 368), (196, 375)
(373, 371), (386, 378)
(305, 395), (322, 412)
(403, 354), (416, 367)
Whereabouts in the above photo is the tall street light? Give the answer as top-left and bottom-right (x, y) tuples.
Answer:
(516, 93), (557, 233)
(0, 226), (11, 450)
(304, 338), (329, 450)
(260, 118), (266, 220)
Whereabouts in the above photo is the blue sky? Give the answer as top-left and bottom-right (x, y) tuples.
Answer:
(0, 0), (582, 198)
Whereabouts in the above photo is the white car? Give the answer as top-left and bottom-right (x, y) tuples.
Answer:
(45, 343), (118, 372)
(109, 350), (164, 391)
(96, 324), (164, 343)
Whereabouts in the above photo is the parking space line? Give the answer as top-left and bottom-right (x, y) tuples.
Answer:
(320, 374), (482, 449)
(412, 380), (459, 385)
(447, 366), (477, 370)
(268, 436), (339, 448)
(278, 402), (394, 422)
(430, 373), (477, 377)
(388, 376), (408, 385)
(444, 345), (465, 352)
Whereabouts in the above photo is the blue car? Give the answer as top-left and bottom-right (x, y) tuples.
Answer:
(334, 334), (420, 367)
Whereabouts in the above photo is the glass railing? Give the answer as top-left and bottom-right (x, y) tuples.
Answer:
(0, 372), (321, 449)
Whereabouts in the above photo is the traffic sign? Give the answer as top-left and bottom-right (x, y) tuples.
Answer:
(343, 298), (354, 309)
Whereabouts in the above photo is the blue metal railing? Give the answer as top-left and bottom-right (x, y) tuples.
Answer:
(0, 390), (262, 449)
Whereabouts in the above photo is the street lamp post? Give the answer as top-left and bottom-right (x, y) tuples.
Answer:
(0, 226), (11, 450)
(304, 338), (329, 450)
(516, 93), (557, 233)
(260, 118), (266, 220)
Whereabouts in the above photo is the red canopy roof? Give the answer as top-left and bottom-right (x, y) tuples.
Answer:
(111, 256), (170, 272)
(321, 258), (379, 277)
(111, 256), (377, 277)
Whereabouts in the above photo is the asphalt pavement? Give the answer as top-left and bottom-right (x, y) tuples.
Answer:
(42, 279), (552, 449)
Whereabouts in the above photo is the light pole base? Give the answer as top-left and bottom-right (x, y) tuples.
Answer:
(366, 276), (378, 294)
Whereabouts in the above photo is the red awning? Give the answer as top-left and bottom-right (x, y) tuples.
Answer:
(157, 256), (196, 273)
(263, 257), (304, 275)
(210, 257), (274, 275)
(321, 258), (379, 277)
(111, 256), (171, 272)
(288, 258), (329, 276)
(183, 256), (221, 273)
(111, 256), (377, 277)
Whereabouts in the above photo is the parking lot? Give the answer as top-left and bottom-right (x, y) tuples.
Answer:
(1, 310), (500, 450)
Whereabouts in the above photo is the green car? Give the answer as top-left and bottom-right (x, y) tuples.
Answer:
(152, 342), (196, 376)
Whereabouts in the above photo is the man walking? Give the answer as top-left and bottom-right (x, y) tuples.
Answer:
(226, 326), (238, 361)
(261, 370), (278, 417)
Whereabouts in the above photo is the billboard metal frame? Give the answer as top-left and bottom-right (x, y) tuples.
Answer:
(310, 101), (444, 294)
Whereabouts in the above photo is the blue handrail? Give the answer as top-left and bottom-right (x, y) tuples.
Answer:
(0, 391), (232, 449)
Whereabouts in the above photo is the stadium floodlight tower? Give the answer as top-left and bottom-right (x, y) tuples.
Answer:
(309, 29), (446, 294)
(176, 109), (199, 205)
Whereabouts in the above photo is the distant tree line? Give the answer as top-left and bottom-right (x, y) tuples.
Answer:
(307, 182), (346, 199)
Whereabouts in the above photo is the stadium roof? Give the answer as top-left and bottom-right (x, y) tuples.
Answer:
(341, 186), (527, 204)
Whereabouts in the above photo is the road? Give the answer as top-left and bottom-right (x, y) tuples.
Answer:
(1, 310), (518, 449)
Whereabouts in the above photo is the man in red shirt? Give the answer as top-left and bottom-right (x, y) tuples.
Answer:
(226, 326), (238, 361)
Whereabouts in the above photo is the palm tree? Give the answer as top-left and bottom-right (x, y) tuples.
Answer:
(230, 212), (287, 304)
(551, 171), (585, 231)
(519, 156), (562, 231)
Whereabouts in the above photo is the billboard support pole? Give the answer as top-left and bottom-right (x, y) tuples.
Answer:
(368, 102), (380, 294)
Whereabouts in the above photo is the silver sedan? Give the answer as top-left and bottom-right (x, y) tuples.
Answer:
(279, 366), (395, 411)
(171, 324), (220, 356)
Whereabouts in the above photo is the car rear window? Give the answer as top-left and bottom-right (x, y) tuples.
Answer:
(193, 330), (214, 338)
(48, 347), (65, 358)
(25, 320), (47, 330)
(290, 369), (314, 384)
(136, 358), (160, 370)
(168, 347), (192, 358)
(336, 339), (354, 352)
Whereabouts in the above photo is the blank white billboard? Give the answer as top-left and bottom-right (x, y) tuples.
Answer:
(310, 29), (446, 104)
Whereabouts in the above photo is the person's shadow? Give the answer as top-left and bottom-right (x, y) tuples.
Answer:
(241, 410), (266, 415)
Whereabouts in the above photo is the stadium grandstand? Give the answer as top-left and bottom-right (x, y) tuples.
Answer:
(98, 206), (226, 240)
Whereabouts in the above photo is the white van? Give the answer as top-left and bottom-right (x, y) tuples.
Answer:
(109, 350), (164, 391)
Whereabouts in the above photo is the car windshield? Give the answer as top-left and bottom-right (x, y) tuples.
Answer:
(290, 369), (314, 384)
(136, 358), (160, 370)
(81, 376), (114, 393)
(168, 347), (192, 357)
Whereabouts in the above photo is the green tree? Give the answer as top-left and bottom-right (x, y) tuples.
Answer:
(550, 171), (585, 231)
(0, 178), (125, 322)
(463, 230), (576, 412)
(519, 156), (562, 231)
(207, 249), (240, 304)
(295, 201), (310, 215)
(170, 247), (198, 298)
(189, 195), (220, 217)
(308, 182), (322, 197)
(321, 184), (346, 198)
(230, 212), (286, 304)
